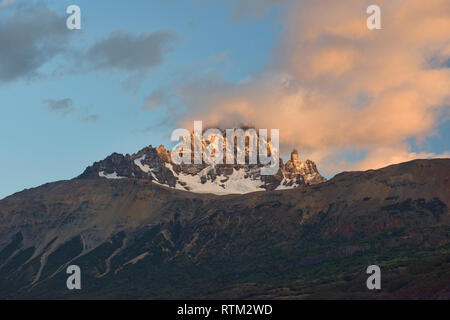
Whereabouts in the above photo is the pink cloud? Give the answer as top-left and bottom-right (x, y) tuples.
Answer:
(175, 0), (450, 174)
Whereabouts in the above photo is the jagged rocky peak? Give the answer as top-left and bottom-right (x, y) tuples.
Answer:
(155, 145), (171, 162)
(282, 150), (326, 185)
(291, 149), (300, 162)
(77, 134), (326, 194)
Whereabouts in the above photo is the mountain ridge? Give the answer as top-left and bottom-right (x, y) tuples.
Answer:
(76, 143), (326, 194)
(0, 158), (449, 299)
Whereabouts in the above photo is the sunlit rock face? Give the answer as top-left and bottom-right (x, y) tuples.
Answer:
(77, 134), (326, 195)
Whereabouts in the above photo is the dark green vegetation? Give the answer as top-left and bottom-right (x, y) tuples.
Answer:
(0, 159), (449, 299)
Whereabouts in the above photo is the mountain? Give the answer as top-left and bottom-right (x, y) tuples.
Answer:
(77, 144), (326, 194)
(0, 158), (448, 299)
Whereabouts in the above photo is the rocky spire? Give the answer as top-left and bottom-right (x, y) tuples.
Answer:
(291, 149), (300, 162)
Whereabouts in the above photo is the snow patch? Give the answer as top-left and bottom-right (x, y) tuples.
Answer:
(175, 167), (265, 195)
(275, 179), (300, 190)
(134, 155), (151, 173)
(99, 171), (126, 180)
(134, 155), (161, 182)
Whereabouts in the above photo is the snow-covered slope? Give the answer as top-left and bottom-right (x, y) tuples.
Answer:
(78, 144), (326, 195)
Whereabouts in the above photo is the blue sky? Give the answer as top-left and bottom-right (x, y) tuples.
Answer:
(0, 0), (448, 199)
(0, 0), (281, 198)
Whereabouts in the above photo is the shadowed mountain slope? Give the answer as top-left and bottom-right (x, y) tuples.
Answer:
(0, 159), (449, 299)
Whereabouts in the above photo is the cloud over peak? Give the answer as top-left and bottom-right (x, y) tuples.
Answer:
(172, 0), (450, 175)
